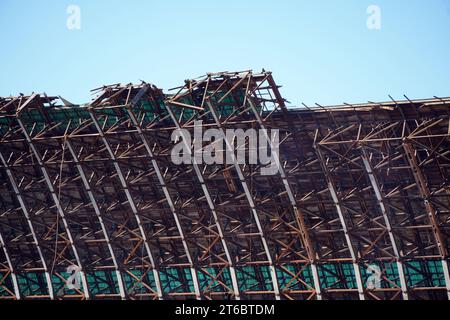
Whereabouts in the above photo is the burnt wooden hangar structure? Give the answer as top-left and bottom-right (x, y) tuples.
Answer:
(0, 71), (449, 300)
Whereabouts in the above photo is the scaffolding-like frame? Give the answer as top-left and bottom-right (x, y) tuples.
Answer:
(0, 71), (449, 300)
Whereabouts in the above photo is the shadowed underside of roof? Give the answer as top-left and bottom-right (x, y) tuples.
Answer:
(0, 71), (449, 300)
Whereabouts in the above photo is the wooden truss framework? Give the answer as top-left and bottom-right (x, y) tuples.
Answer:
(0, 71), (449, 300)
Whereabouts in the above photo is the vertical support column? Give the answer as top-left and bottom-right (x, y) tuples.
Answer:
(403, 141), (450, 299)
(125, 89), (240, 299)
(316, 148), (366, 300)
(65, 139), (127, 299)
(203, 101), (281, 300)
(88, 109), (166, 300)
(0, 232), (20, 299)
(17, 118), (90, 300)
(0, 151), (54, 299)
(360, 148), (409, 300)
(246, 99), (322, 299)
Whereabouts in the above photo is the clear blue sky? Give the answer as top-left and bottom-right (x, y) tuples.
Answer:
(1, 0), (449, 106)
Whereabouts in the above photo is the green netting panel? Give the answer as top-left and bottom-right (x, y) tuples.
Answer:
(96, 108), (121, 128)
(121, 269), (155, 296)
(19, 107), (92, 134)
(159, 268), (195, 294)
(197, 268), (232, 293)
(48, 108), (91, 131)
(359, 262), (400, 289)
(276, 264), (313, 291)
(134, 101), (161, 125)
(47, 270), (122, 297)
(209, 89), (262, 118)
(52, 272), (70, 296)
(17, 272), (48, 296)
(236, 266), (273, 292)
(404, 260), (446, 287)
(20, 109), (46, 132)
(383, 262), (401, 287)
(8, 260), (450, 297)
(318, 263), (357, 289)
(1, 90), (263, 138)
(85, 271), (120, 296)
(174, 96), (196, 121)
